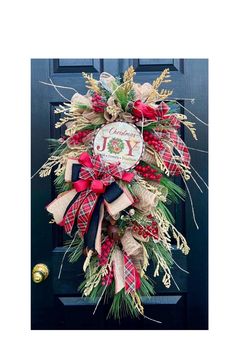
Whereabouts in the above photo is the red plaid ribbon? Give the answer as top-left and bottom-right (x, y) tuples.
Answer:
(156, 101), (181, 129)
(155, 102), (190, 175)
(124, 253), (141, 293)
(74, 153), (132, 193)
(77, 191), (98, 236)
(63, 190), (90, 235)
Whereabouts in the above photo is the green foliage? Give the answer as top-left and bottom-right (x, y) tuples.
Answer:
(155, 242), (173, 268)
(82, 279), (105, 301)
(100, 87), (111, 100)
(54, 170), (72, 194)
(144, 240), (173, 270)
(141, 122), (158, 131)
(75, 103), (89, 110)
(158, 201), (175, 224)
(127, 89), (135, 103)
(46, 138), (67, 156)
(63, 235), (84, 263)
(115, 87), (131, 111)
(68, 240), (83, 263)
(139, 159), (185, 204)
(166, 101), (180, 113)
(78, 255), (99, 293)
(107, 289), (140, 320)
(82, 123), (104, 131)
(78, 253), (156, 320)
(107, 274), (155, 320)
(117, 215), (132, 235)
(138, 275), (155, 297)
(160, 176), (185, 203)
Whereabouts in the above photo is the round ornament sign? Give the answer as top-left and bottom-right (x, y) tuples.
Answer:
(93, 122), (144, 170)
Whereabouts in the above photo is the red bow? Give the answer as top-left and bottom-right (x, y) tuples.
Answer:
(47, 153), (135, 254)
(61, 152), (134, 253)
(73, 152), (134, 194)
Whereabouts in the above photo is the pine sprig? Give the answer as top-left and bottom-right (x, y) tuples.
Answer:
(107, 274), (155, 320)
(54, 170), (72, 193)
(115, 87), (130, 111)
(107, 289), (140, 320)
(160, 176), (186, 202)
(68, 239), (84, 263)
(158, 201), (175, 224)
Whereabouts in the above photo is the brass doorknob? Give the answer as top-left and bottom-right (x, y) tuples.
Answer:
(32, 263), (49, 283)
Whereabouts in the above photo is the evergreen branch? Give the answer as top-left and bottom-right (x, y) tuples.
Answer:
(158, 201), (175, 224)
(54, 170), (72, 193)
(68, 239), (84, 263)
(160, 176), (186, 202)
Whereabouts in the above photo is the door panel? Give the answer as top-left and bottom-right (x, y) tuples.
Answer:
(31, 58), (208, 329)
(53, 247), (188, 295)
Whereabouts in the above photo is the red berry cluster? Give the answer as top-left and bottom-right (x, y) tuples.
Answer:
(98, 237), (114, 286)
(133, 215), (159, 240)
(135, 163), (162, 182)
(68, 130), (91, 146)
(91, 93), (107, 113)
(143, 130), (165, 152)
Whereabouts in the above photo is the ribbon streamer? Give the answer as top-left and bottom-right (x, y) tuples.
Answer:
(112, 246), (141, 294)
(121, 229), (144, 274)
(154, 102), (191, 176)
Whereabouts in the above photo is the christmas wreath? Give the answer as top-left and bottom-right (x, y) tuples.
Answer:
(38, 67), (200, 321)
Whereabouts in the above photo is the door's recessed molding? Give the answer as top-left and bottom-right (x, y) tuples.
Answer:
(52, 58), (104, 74)
(132, 59), (184, 73)
(58, 295), (182, 306)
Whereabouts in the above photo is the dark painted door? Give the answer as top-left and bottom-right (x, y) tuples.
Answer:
(31, 58), (208, 329)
